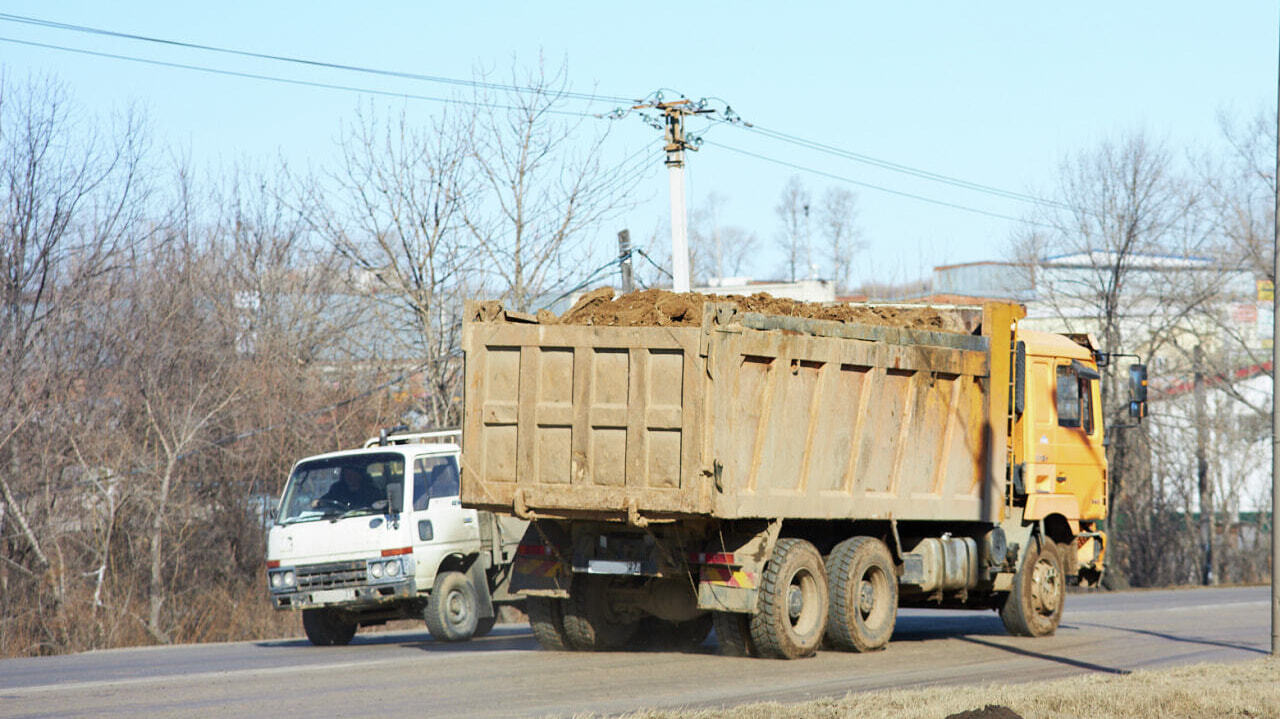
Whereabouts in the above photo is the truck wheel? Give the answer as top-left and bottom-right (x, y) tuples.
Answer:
(1000, 535), (1064, 637)
(643, 613), (714, 652)
(302, 608), (356, 646)
(825, 536), (897, 652)
(749, 537), (828, 659)
(526, 596), (571, 651)
(563, 576), (637, 651)
(473, 615), (497, 638)
(425, 571), (480, 642)
(713, 612), (755, 656)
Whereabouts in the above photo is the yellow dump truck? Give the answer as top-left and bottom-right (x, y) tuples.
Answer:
(460, 297), (1141, 659)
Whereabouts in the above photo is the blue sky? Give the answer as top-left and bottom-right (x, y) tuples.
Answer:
(1, 2), (1276, 287)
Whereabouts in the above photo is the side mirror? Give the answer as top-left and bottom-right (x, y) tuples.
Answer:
(1128, 364), (1148, 419)
(386, 482), (403, 515)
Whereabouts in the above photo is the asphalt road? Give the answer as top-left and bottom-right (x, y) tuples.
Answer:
(0, 586), (1269, 718)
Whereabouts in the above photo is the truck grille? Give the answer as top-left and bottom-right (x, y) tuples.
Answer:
(295, 560), (366, 590)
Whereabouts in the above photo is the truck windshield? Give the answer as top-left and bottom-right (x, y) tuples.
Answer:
(277, 452), (404, 524)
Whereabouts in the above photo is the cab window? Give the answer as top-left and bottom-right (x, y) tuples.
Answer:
(412, 455), (460, 511)
(1056, 365), (1081, 428)
(1056, 364), (1096, 434)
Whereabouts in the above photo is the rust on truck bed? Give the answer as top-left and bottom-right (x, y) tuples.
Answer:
(461, 293), (1020, 525)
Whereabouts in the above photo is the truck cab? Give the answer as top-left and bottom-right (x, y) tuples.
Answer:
(266, 429), (525, 645)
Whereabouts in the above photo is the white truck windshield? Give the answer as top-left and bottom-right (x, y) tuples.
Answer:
(278, 452), (405, 524)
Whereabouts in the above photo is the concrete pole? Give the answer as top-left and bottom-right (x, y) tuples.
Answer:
(670, 162), (690, 292)
(617, 229), (634, 293)
(663, 104), (691, 293)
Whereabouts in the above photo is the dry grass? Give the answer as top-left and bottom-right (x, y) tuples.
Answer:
(614, 658), (1280, 719)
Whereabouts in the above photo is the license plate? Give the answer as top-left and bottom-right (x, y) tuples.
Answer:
(311, 588), (356, 604)
(587, 559), (642, 575)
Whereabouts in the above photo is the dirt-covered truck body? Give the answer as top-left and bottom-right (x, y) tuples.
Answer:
(461, 293), (1130, 658)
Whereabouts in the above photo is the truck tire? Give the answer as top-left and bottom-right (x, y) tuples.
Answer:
(526, 596), (571, 651)
(749, 537), (828, 659)
(302, 608), (357, 646)
(425, 571), (480, 642)
(1000, 535), (1064, 637)
(563, 576), (637, 651)
(713, 612), (755, 657)
(642, 613), (713, 652)
(825, 536), (897, 652)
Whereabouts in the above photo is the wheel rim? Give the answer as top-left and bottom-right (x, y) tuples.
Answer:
(1030, 557), (1062, 616)
(787, 568), (821, 635)
(446, 588), (470, 625)
(857, 564), (891, 628)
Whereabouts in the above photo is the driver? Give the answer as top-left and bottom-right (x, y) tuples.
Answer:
(314, 466), (382, 509)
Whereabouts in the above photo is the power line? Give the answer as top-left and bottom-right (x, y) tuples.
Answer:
(0, 12), (638, 105)
(0, 35), (601, 118)
(735, 122), (1070, 211)
(704, 139), (1052, 228)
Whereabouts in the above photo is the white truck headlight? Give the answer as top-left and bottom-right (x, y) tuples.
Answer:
(385, 560), (400, 577)
(282, 571), (294, 586)
(369, 562), (384, 579)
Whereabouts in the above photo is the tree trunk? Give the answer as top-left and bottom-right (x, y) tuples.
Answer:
(147, 461), (174, 644)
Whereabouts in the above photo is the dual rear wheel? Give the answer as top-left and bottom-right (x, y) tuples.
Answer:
(729, 535), (897, 659)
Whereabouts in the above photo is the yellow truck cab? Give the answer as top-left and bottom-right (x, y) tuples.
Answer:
(1013, 330), (1108, 586)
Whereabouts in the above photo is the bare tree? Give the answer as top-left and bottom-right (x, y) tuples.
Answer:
(688, 192), (759, 284)
(0, 73), (148, 638)
(1010, 131), (1217, 587)
(817, 186), (862, 293)
(465, 59), (639, 311)
(774, 176), (810, 282)
(301, 105), (474, 427)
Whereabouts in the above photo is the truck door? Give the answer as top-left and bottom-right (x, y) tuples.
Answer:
(1049, 361), (1106, 518)
(409, 454), (480, 588)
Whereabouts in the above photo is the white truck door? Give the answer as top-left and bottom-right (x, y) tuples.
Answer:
(409, 453), (479, 589)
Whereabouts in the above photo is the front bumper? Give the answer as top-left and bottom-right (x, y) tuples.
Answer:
(269, 558), (417, 610)
(272, 578), (415, 610)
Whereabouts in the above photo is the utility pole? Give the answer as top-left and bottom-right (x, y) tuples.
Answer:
(1272, 23), (1279, 656)
(1195, 344), (1214, 586)
(663, 101), (693, 292)
(617, 229), (634, 293)
(631, 99), (712, 292)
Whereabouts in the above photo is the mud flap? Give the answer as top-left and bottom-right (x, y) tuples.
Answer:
(467, 557), (496, 619)
(696, 566), (759, 613)
(510, 522), (572, 598)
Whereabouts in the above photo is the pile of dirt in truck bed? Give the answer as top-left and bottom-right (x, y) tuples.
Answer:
(547, 287), (968, 332)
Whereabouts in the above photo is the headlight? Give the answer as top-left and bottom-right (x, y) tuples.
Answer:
(370, 562), (384, 579)
(270, 573), (282, 588)
(385, 560), (400, 577)
(283, 571), (294, 586)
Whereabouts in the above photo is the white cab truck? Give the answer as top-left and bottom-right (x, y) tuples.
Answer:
(266, 429), (526, 645)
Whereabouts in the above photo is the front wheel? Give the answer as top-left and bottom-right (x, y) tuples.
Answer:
(302, 608), (357, 646)
(1000, 535), (1065, 637)
(425, 571), (480, 642)
(749, 537), (828, 659)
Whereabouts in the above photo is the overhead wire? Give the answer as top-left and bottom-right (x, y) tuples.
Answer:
(734, 121), (1069, 211)
(704, 139), (1053, 228)
(0, 12), (638, 105)
(0, 36), (608, 118)
(3, 11), (1067, 223)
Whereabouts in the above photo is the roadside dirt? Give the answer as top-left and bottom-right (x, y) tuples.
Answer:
(548, 288), (967, 332)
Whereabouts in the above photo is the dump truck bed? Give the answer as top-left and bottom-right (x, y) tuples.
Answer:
(461, 300), (1016, 523)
